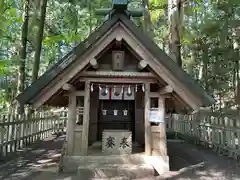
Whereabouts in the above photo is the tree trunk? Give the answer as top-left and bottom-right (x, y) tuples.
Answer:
(236, 51), (240, 112)
(88, 0), (93, 35)
(31, 0), (48, 82)
(17, 0), (30, 95)
(142, 0), (152, 37)
(168, 0), (184, 67)
(202, 45), (209, 91)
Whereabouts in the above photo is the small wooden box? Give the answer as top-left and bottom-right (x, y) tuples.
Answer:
(102, 129), (132, 154)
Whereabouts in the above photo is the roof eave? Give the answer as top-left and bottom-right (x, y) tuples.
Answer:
(16, 14), (121, 106)
(118, 14), (215, 108)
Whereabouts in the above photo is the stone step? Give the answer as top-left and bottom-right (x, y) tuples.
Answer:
(90, 176), (129, 180)
(132, 177), (159, 180)
(77, 163), (155, 179)
(63, 154), (146, 172)
(91, 176), (159, 180)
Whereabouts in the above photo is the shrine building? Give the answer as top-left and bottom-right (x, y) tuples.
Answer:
(16, 0), (214, 175)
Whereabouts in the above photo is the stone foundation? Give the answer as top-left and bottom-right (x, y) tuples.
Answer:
(62, 154), (146, 173)
(62, 154), (169, 175)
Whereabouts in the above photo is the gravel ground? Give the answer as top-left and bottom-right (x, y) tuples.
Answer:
(2, 138), (240, 180)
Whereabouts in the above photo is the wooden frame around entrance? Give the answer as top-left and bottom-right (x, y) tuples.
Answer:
(97, 99), (136, 142)
(65, 76), (167, 158)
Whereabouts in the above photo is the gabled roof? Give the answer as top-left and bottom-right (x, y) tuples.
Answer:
(16, 14), (120, 105)
(16, 12), (215, 108)
(117, 14), (215, 107)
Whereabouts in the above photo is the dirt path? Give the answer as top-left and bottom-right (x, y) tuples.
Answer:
(2, 138), (240, 180)
(0, 135), (64, 180)
(166, 140), (240, 179)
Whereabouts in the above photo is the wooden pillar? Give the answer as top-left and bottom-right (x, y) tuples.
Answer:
(81, 81), (90, 155)
(144, 82), (152, 155)
(157, 96), (167, 156)
(147, 95), (169, 175)
(66, 93), (76, 155)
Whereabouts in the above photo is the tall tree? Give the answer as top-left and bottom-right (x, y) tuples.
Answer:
(17, 0), (30, 95)
(168, 0), (184, 67)
(31, 0), (48, 82)
(142, 0), (153, 36)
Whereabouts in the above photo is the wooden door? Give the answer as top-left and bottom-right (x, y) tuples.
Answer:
(98, 100), (134, 140)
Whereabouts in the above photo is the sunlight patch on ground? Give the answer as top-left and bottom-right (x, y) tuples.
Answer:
(178, 162), (205, 172)
(51, 154), (61, 158)
(37, 159), (53, 164)
(143, 155), (169, 175)
(55, 177), (74, 180)
(194, 168), (225, 177)
(32, 149), (46, 154)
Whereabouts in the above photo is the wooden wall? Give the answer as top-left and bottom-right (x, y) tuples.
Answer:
(135, 90), (145, 146)
(96, 45), (144, 72)
(88, 88), (145, 146)
(88, 90), (99, 145)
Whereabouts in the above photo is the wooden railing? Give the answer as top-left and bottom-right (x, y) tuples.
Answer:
(0, 109), (67, 159)
(167, 111), (240, 160)
(2, 107), (239, 161)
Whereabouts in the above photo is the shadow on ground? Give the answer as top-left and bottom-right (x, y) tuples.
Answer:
(166, 140), (240, 180)
(1, 135), (64, 180)
(19, 140), (240, 180)
(3, 136), (240, 180)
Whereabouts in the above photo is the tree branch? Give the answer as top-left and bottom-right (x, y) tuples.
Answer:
(1, 3), (15, 15)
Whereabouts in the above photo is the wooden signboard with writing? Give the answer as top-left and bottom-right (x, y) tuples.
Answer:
(148, 108), (164, 123)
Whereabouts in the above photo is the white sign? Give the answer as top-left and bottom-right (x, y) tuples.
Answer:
(123, 109), (128, 116)
(148, 108), (164, 123)
(113, 109), (118, 116)
(102, 109), (107, 116)
(99, 87), (110, 100)
(111, 86), (123, 100)
(123, 87), (135, 100)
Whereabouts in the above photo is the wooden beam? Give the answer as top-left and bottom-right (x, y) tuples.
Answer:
(80, 71), (154, 77)
(64, 91), (85, 97)
(172, 93), (192, 112)
(159, 85), (173, 94)
(115, 38), (122, 47)
(66, 92), (76, 155)
(80, 77), (156, 84)
(144, 82), (151, 156)
(157, 96), (167, 156)
(62, 83), (75, 91)
(149, 92), (171, 98)
(44, 89), (64, 107)
(116, 34), (123, 42)
(81, 81), (90, 155)
(89, 58), (98, 69)
(138, 60), (148, 70)
(150, 96), (169, 174)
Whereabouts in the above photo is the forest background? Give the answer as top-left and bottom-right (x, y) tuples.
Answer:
(0, 0), (239, 113)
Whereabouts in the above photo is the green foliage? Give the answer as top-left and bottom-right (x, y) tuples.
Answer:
(0, 0), (239, 111)
(179, 0), (240, 110)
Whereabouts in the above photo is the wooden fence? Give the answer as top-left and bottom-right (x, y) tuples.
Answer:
(1, 107), (239, 161)
(0, 109), (67, 159)
(167, 111), (240, 160)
